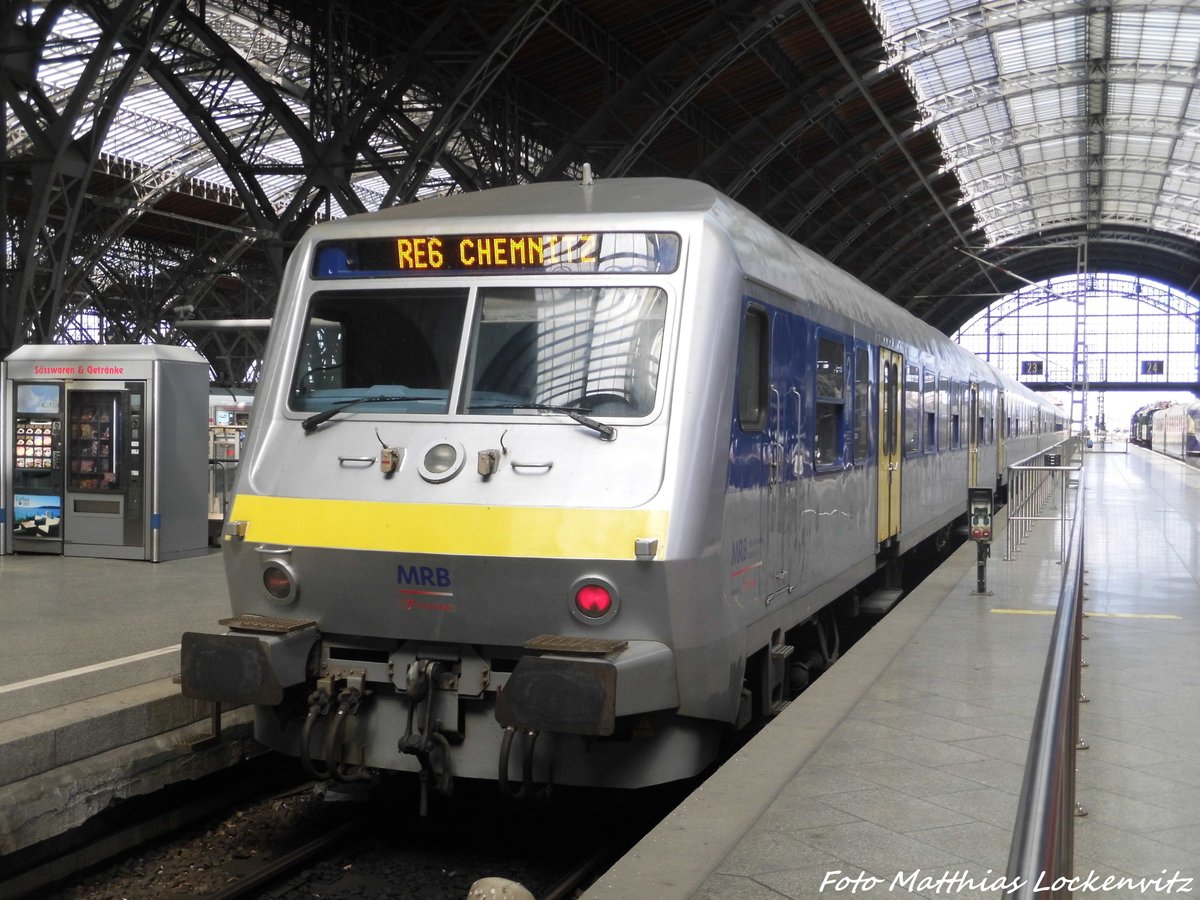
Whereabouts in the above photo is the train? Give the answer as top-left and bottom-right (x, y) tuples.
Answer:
(1130, 401), (1170, 448)
(181, 176), (1065, 806)
(1149, 402), (1200, 461)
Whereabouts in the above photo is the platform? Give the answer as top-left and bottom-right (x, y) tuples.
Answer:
(586, 446), (1200, 899)
(0, 549), (253, 859)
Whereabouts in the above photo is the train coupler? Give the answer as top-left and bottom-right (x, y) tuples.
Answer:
(398, 660), (454, 815)
(326, 673), (375, 783)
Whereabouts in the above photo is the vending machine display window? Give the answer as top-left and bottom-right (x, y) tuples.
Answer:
(68, 393), (121, 491)
(16, 384), (61, 415)
(15, 420), (57, 470)
(11, 381), (65, 550)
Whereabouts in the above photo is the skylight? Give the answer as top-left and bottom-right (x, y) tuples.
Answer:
(867, 0), (1200, 245)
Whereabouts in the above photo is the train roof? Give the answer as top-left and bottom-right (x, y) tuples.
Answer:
(307, 178), (917, 338)
(316, 177), (723, 224)
(1152, 401), (1200, 416)
(321, 181), (917, 320)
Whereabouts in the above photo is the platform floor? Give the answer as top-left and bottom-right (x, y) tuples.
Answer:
(587, 445), (1200, 899)
(0, 547), (229, 721)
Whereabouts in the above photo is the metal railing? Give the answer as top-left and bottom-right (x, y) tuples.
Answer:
(1006, 436), (1081, 562)
(1005, 479), (1087, 898)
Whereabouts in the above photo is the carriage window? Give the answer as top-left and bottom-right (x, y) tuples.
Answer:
(737, 307), (769, 432)
(904, 364), (921, 454)
(937, 375), (950, 450)
(853, 347), (870, 462)
(816, 336), (845, 466)
(882, 356), (899, 458)
(923, 369), (937, 452)
(971, 386), (982, 445)
(951, 382), (962, 448)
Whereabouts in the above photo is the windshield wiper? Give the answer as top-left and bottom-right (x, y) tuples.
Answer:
(471, 403), (617, 441)
(301, 395), (414, 434)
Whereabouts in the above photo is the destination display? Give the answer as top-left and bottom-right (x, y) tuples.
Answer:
(314, 231), (681, 277)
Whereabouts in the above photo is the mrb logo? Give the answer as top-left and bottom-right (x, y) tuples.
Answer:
(397, 565), (452, 588)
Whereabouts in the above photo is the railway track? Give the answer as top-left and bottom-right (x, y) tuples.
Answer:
(202, 817), (364, 900)
(18, 762), (685, 900)
(0, 756), (315, 900)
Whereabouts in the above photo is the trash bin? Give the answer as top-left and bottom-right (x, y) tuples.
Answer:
(1044, 452), (1062, 466)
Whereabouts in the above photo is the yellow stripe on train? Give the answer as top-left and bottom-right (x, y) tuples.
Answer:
(227, 494), (670, 559)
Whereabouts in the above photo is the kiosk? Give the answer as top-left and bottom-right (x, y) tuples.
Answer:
(0, 359), (6, 556)
(4, 345), (209, 561)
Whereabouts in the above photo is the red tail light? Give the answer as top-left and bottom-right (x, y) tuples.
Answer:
(262, 564), (294, 601)
(575, 584), (613, 617)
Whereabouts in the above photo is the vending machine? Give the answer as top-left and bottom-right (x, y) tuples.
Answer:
(0, 359), (8, 556)
(4, 345), (209, 561)
(10, 379), (64, 554)
(208, 391), (253, 544)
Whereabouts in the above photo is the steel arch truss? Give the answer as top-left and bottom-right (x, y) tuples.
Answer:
(0, 0), (591, 373)
(4, 0), (1200, 382)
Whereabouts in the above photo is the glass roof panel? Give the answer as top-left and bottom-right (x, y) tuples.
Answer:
(6, 1), (475, 220)
(868, 0), (1200, 246)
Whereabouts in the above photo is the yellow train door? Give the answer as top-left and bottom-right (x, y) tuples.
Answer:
(878, 348), (902, 545)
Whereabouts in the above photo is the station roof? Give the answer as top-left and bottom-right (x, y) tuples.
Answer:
(5, 0), (1200, 361)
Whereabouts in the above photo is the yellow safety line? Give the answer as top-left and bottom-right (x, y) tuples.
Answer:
(991, 608), (1182, 620)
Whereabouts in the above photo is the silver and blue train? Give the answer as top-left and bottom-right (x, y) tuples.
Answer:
(1150, 402), (1200, 461)
(182, 177), (1064, 801)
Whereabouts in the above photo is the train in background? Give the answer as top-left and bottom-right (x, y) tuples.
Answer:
(1150, 402), (1200, 462)
(181, 177), (1065, 807)
(1130, 401), (1171, 448)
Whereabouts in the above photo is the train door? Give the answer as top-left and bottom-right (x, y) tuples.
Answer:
(763, 313), (798, 606)
(997, 389), (1007, 472)
(877, 348), (902, 545)
(968, 382), (980, 486)
(730, 304), (770, 608)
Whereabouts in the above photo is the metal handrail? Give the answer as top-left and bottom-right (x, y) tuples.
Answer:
(1005, 482), (1087, 898)
(1006, 436), (1079, 562)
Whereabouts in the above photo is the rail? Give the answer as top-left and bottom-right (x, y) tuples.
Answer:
(1005, 479), (1087, 898)
(1006, 435), (1080, 562)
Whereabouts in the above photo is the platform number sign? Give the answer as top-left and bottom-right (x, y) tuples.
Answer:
(1141, 360), (1164, 375)
(1021, 360), (1043, 376)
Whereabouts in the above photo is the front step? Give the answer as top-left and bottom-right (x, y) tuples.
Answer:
(859, 588), (903, 616)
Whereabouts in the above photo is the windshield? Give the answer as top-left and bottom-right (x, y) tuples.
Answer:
(290, 284), (667, 419)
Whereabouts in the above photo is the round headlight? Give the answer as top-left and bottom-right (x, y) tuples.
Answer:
(419, 441), (465, 483)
